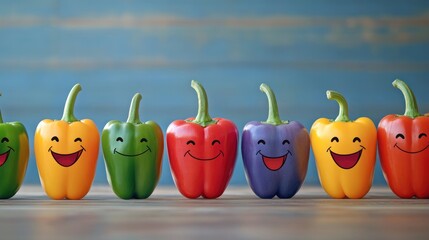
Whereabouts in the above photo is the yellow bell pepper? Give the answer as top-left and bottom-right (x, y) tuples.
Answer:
(310, 90), (376, 199)
(34, 84), (100, 200)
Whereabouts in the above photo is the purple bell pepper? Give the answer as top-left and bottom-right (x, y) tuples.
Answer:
(242, 83), (310, 198)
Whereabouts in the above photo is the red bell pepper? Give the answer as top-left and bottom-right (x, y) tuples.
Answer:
(167, 80), (238, 199)
(378, 79), (429, 198)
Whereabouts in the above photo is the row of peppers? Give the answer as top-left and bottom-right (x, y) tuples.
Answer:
(0, 80), (427, 200)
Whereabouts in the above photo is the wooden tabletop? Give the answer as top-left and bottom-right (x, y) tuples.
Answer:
(1, 185), (428, 240)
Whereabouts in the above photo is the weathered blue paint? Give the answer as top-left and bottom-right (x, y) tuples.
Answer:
(0, 0), (428, 186)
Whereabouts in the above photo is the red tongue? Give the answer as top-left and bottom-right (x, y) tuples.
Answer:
(330, 150), (362, 169)
(0, 150), (10, 167)
(51, 149), (83, 167)
(263, 155), (287, 171)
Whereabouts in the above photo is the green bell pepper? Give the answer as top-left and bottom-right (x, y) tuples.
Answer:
(102, 93), (163, 199)
(0, 93), (30, 199)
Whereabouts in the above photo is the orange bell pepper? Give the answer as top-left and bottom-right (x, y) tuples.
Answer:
(34, 84), (100, 200)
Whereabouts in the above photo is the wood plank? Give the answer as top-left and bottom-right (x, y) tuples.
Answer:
(1, 1), (428, 66)
(1, 186), (428, 240)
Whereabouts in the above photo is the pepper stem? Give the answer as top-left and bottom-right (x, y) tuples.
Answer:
(188, 80), (217, 127)
(0, 93), (3, 123)
(392, 79), (421, 118)
(126, 93), (143, 124)
(326, 90), (351, 122)
(260, 83), (285, 125)
(61, 84), (81, 122)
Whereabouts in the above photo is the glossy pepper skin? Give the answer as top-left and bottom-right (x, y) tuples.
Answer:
(378, 80), (429, 198)
(310, 91), (376, 199)
(242, 84), (309, 198)
(102, 93), (163, 199)
(167, 80), (238, 199)
(35, 84), (100, 200)
(0, 93), (30, 199)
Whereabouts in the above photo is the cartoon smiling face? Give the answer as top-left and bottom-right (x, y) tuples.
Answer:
(394, 132), (429, 154)
(0, 137), (14, 167)
(49, 135), (85, 167)
(35, 120), (99, 171)
(311, 118), (377, 174)
(113, 136), (152, 157)
(184, 139), (224, 161)
(327, 136), (366, 169)
(102, 122), (158, 161)
(256, 138), (292, 171)
(241, 122), (308, 174)
(0, 125), (28, 169)
(0, 122), (30, 199)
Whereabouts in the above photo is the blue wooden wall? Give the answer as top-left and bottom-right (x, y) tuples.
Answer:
(1, 0), (429, 186)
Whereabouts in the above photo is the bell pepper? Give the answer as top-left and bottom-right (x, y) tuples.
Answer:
(0, 93), (30, 199)
(102, 93), (163, 199)
(378, 79), (429, 198)
(241, 83), (309, 198)
(34, 84), (100, 200)
(310, 90), (376, 199)
(167, 80), (238, 199)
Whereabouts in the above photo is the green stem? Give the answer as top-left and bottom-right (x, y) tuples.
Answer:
(260, 83), (285, 125)
(61, 84), (81, 122)
(0, 93), (3, 123)
(127, 93), (143, 124)
(326, 90), (351, 122)
(392, 79), (421, 118)
(188, 80), (217, 127)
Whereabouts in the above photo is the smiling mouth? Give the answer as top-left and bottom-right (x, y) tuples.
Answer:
(394, 143), (429, 154)
(329, 147), (363, 169)
(114, 146), (151, 157)
(49, 147), (85, 167)
(184, 150), (224, 161)
(0, 148), (14, 167)
(257, 150), (290, 171)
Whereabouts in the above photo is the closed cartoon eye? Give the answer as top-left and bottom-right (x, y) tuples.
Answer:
(257, 139), (265, 145)
(419, 133), (427, 139)
(353, 137), (361, 143)
(187, 140), (195, 145)
(74, 138), (82, 142)
(282, 139), (290, 145)
(51, 136), (59, 142)
(1, 137), (9, 143)
(116, 137), (124, 142)
(331, 137), (339, 142)
(140, 138), (148, 143)
(396, 133), (405, 139)
(212, 140), (220, 145)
